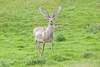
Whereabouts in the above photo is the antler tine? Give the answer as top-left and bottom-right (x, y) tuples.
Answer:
(46, 11), (50, 18)
(56, 6), (62, 15)
(53, 6), (62, 18)
(38, 8), (46, 16)
(38, 8), (50, 18)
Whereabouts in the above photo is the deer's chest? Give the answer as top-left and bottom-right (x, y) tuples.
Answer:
(46, 32), (53, 42)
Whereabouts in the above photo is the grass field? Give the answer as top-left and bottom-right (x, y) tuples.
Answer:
(0, 0), (100, 67)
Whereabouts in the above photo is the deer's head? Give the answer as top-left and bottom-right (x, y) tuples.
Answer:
(38, 6), (62, 25)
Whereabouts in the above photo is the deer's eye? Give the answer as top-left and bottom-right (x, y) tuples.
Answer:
(50, 21), (52, 22)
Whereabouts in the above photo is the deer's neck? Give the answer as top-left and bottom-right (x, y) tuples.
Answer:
(46, 24), (54, 33)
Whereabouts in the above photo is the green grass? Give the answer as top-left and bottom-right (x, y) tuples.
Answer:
(0, 0), (100, 67)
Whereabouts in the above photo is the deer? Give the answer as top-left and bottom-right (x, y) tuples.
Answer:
(33, 6), (62, 56)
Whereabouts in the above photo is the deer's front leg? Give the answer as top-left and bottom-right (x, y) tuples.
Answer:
(50, 41), (54, 54)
